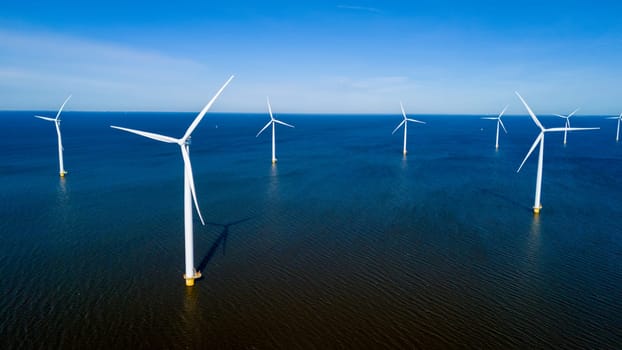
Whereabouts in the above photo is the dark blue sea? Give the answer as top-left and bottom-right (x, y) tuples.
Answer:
(1, 111), (621, 348)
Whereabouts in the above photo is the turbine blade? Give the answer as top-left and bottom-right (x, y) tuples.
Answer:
(606, 117), (619, 119)
(55, 95), (72, 120)
(400, 101), (407, 120)
(181, 145), (205, 225)
(567, 127), (599, 131)
(498, 105), (508, 118)
(481, 117), (498, 120)
(182, 75), (234, 142)
(274, 119), (294, 128)
(267, 97), (274, 121)
(256, 120), (272, 137)
(515, 92), (544, 131)
(499, 119), (508, 133)
(517, 133), (543, 173)
(406, 118), (426, 124)
(34, 115), (56, 122)
(110, 126), (179, 143)
(553, 114), (566, 118)
(567, 108), (580, 118)
(545, 127), (599, 132)
(392, 120), (405, 134)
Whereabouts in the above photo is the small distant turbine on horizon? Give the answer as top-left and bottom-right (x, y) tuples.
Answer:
(553, 108), (580, 144)
(256, 97), (294, 164)
(392, 102), (425, 155)
(606, 112), (622, 142)
(34, 95), (72, 177)
(481, 105), (508, 149)
(515, 92), (598, 214)
(110, 75), (234, 286)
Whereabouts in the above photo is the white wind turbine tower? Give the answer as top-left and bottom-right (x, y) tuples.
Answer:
(515, 92), (598, 214)
(256, 97), (294, 164)
(606, 112), (622, 142)
(481, 105), (508, 149)
(111, 75), (234, 286)
(34, 95), (72, 177)
(393, 101), (425, 155)
(553, 107), (579, 144)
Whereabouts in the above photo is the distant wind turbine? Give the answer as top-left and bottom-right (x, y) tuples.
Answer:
(111, 75), (234, 286)
(606, 112), (622, 142)
(256, 97), (294, 164)
(553, 108), (580, 144)
(34, 95), (72, 177)
(392, 101), (425, 155)
(481, 105), (508, 149)
(515, 92), (598, 214)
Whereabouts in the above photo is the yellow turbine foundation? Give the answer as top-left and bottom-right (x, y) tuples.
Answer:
(183, 271), (202, 287)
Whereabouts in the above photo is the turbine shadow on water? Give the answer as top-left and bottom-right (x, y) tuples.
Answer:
(197, 218), (252, 273)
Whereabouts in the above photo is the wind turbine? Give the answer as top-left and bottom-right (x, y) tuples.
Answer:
(111, 75), (234, 286)
(34, 95), (72, 177)
(392, 101), (425, 155)
(553, 108), (579, 144)
(481, 105), (508, 149)
(606, 112), (622, 142)
(256, 97), (294, 164)
(515, 92), (599, 214)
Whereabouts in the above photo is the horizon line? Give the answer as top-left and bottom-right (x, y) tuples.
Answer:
(0, 109), (617, 117)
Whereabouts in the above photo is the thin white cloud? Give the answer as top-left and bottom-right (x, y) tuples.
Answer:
(0, 29), (231, 111)
(337, 5), (381, 13)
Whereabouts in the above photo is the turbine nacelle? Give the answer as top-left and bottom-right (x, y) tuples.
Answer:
(256, 97), (295, 138)
(554, 107), (579, 121)
(34, 95), (72, 123)
(35, 115), (58, 123)
(481, 105), (508, 133)
(392, 101), (425, 135)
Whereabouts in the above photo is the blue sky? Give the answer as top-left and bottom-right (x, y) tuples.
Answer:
(1, 0), (621, 114)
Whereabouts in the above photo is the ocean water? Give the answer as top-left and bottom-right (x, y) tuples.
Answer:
(1, 111), (621, 348)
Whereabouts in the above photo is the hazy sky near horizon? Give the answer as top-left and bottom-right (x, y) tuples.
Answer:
(1, 0), (621, 114)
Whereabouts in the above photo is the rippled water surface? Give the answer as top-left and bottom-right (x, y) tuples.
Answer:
(1, 111), (621, 348)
